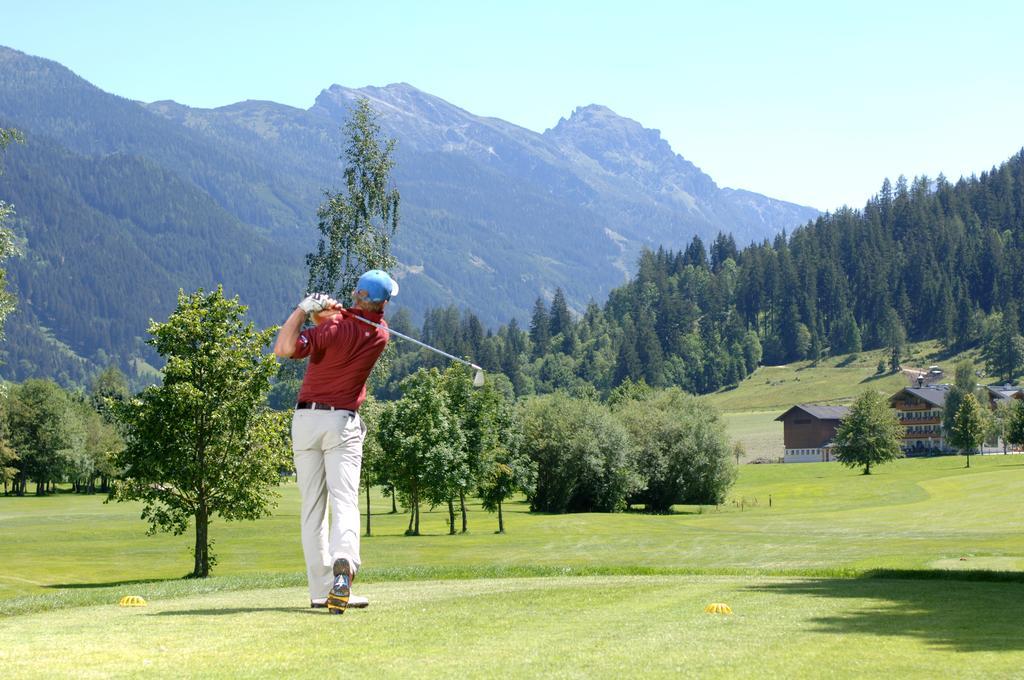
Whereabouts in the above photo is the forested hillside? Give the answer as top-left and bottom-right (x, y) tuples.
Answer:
(0, 135), (302, 384)
(378, 150), (1024, 397)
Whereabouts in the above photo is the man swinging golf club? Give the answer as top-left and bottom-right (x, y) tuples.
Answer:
(274, 269), (399, 614)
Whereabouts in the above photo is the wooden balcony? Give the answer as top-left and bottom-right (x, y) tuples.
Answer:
(899, 417), (940, 425)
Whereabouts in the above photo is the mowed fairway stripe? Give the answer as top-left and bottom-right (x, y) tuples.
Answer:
(3, 456), (1024, 601)
(1, 576), (1022, 679)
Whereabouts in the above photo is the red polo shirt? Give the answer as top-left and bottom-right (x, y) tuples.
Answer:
(293, 308), (389, 411)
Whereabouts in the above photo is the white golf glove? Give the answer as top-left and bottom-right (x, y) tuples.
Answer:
(298, 293), (337, 314)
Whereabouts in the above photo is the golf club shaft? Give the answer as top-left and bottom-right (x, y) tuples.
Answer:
(344, 311), (483, 371)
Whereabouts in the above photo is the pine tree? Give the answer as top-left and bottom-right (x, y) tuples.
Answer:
(613, 319), (643, 387)
(529, 298), (550, 358)
(548, 288), (573, 337)
(682, 236), (708, 269)
(982, 304), (1024, 383)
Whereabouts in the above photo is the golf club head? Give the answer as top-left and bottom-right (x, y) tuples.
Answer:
(473, 369), (485, 388)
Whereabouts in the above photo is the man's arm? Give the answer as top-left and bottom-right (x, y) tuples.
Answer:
(274, 294), (343, 358)
(273, 307), (307, 359)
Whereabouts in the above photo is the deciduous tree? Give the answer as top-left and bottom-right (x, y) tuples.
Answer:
(5, 379), (73, 495)
(377, 368), (464, 536)
(948, 393), (985, 468)
(0, 394), (19, 494)
(469, 377), (531, 533)
(943, 360), (978, 438)
(521, 393), (639, 512)
(1006, 400), (1024, 452)
(0, 127), (24, 338)
(833, 390), (904, 475)
(307, 98), (399, 298)
(615, 388), (735, 511)
(359, 394), (385, 536)
(111, 288), (289, 577)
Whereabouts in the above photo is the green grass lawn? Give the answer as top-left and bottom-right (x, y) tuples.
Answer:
(720, 411), (783, 462)
(3, 454), (1024, 675)
(3, 454), (1023, 605)
(1, 575), (1022, 678)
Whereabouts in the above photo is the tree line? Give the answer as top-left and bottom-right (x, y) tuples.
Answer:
(1, 367), (127, 496)
(361, 367), (736, 537)
(371, 150), (1024, 397)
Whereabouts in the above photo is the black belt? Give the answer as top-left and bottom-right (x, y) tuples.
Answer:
(295, 402), (355, 416)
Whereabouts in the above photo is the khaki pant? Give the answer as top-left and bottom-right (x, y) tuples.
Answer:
(291, 409), (366, 601)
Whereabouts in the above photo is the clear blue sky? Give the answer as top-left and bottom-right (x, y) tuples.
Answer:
(3, 0), (1022, 211)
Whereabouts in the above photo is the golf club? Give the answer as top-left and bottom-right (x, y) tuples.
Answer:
(334, 309), (486, 387)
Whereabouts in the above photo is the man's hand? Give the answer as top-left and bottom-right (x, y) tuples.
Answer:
(298, 293), (338, 315)
(312, 308), (344, 325)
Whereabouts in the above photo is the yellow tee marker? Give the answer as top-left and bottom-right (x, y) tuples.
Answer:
(118, 596), (147, 607)
(704, 603), (732, 615)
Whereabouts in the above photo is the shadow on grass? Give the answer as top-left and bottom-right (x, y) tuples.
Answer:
(45, 577), (180, 590)
(747, 570), (1024, 652)
(625, 506), (710, 516)
(154, 607), (320, 617)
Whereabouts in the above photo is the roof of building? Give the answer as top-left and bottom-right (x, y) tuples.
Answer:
(986, 385), (1024, 401)
(775, 404), (850, 422)
(892, 385), (950, 407)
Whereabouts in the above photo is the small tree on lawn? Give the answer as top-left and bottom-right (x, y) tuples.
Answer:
(377, 369), (464, 536)
(111, 288), (290, 578)
(733, 442), (746, 466)
(1006, 399), (1024, 452)
(833, 389), (903, 475)
(987, 400), (1012, 454)
(948, 392), (985, 468)
(359, 394), (385, 537)
(943, 360), (977, 438)
(439, 365), (473, 533)
(472, 379), (532, 533)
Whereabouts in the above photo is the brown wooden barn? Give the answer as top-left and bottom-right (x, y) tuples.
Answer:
(774, 404), (849, 463)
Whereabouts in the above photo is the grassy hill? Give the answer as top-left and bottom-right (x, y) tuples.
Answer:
(707, 341), (990, 462)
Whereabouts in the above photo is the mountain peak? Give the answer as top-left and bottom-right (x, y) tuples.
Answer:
(311, 81), (470, 126)
(545, 102), (689, 174)
(551, 104), (643, 130)
(546, 103), (666, 152)
(569, 103), (621, 119)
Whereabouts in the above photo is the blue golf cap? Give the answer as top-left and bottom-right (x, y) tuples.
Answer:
(355, 270), (399, 302)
